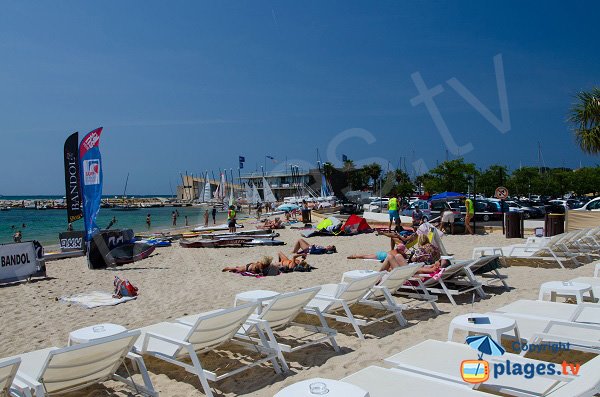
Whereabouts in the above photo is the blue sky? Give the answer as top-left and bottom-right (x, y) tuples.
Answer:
(0, 1), (598, 195)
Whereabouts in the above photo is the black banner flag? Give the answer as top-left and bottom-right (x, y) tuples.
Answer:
(64, 132), (82, 223)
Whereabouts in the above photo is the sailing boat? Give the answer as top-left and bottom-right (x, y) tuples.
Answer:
(201, 173), (211, 203)
(113, 173), (139, 211)
(252, 183), (262, 205)
(262, 177), (276, 204)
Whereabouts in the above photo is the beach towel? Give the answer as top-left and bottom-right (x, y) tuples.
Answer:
(239, 272), (265, 278)
(60, 291), (136, 309)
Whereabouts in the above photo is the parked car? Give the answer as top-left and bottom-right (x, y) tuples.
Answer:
(401, 199), (458, 221)
(363, 198), (389, 212)
(505, 201), (544, 219)
(575, 197), (600, 211)
(547, 199), (584, 213)
(340, 201), (363, 215)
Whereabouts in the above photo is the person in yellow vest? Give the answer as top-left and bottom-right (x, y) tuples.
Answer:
(228, 205), (237, 232)
(464, 197), (474, 235)
(388, 195), (400, 231)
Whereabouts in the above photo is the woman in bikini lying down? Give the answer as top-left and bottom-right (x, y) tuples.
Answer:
(222, 256), (274, 274)
(291, 238), (336, 255)
(276, 252), (311, 271)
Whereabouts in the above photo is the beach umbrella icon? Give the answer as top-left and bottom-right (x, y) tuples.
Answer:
(466, 335), (505, 360)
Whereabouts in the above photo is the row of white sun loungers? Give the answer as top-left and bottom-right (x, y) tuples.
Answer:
(473, 227), (600, 268)
(276, 263), (600, 397)
(0, 255), (511, 396)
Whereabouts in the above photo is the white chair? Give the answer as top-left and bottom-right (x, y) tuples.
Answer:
(360, 263), (440, 315)
(494, 299), (600, 324)
(503, 232), (589, 269)
(304, 272), (383, 339)
(483, 311), (600, 355)
(570, 260), (600, 297)
(12, 331), (156, 397)
(134, 303), (281, 397)
(398, 261), (486, 306)
(384, 339), (600, 397)
(179, 287), (339, 371)
(459, 255), (509, 291)
(341, 366), (496, 397)
(0, 358), (30, 397)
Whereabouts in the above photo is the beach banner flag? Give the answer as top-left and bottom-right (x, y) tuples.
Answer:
(79, 127), (103, 242)
(63, 131), (82, 223)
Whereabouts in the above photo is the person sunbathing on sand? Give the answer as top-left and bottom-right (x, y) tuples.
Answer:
(377, 228), (416, 250)
(276, 252), (309, 270)
(291, 238), (336, 255)
(347, 243), (407, 262)
(258, 217), (284, 229)
(222, 255), (274, 274)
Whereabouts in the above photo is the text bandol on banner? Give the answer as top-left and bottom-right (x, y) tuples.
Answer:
(64, 131), (82, 223)
(79, 127), (103, 241)
(0, 242), (45, 283)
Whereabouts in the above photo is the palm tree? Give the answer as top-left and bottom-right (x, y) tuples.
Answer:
(569, 87), (600, 154)
(363, 163), (382, 187)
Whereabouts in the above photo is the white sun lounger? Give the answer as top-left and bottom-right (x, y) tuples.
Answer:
(483, 311), (600, 355)
(398, 261), (486, 306)
(304, 272), (385, 339)
(11, 331), (156, 397)
(179, 287), (339, 371)
(384, 339), (600, 397)
(134, 303), (281, 397)
(341, 366), (496, 397)
(473, 232), (588, 268)
(494, 299), (600, 324)
(360, 263), (440, 314)
(570, 261), (600, 297)
(459, 255), (510, 291)
(0, 358), (29, 397)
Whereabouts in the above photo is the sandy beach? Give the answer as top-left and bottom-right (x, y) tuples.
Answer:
(1, 223), (597, 396)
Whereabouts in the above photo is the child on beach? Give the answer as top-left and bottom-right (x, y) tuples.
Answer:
(204, 209), (209, 227)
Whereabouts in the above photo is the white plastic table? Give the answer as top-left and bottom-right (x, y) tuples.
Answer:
(342, 270), (379, 283)
(447, 314), (520, 344)
(538, 281), (594, 304)
(234, 290), (279, 314)
(68, 323), (127, 345)
(274, 378), (369, 397)
(472, 247), (503, 259)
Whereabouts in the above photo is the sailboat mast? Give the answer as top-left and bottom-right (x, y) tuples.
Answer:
(123, 173), (130, 200)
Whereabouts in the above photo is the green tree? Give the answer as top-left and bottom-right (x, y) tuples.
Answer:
(509, 167), (542, 198)
(420, 159), (477, 194)
(363, 163), (382, 187)
(478, 165), (509, 196)
(393, 169), (415, 197)
(569, 87), (600, 154)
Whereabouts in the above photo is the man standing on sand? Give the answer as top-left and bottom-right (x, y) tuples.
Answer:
(464, 197), (474, 235)
(204, 209), (209, 227)
(211, 206), (217, 224)
(227, 205), (237, 233)
(387, 195), (399, 232)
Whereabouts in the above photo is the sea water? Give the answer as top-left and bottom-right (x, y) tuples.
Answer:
(0, 204), (232, 246)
